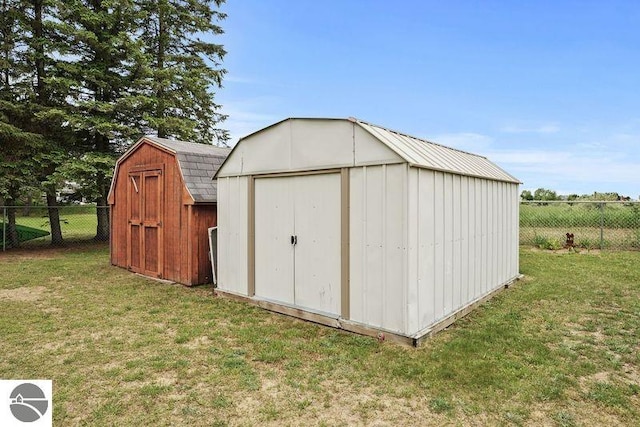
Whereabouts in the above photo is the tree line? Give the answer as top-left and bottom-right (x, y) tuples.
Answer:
(0, 0), (227, 247)
(521, 189), (633, 202)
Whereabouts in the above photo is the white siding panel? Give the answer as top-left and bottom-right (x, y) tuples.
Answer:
(480, 180), (489, 295)
(460, 176), (470, 308)
(349, 164), (407, 333)
(354, 125), (404, 166)
(467, 178), (477, 305)
(290, 120), (354, 170)
(474, 179), (483, 298)
(363, 166), (384, 327)
(433, 171), (445, 321)
(218, 119), (404, 178)
(452, 174), (462, 311)
(383, 164), (406, 332)
(417, 169), (436, 330)
(218, 123), (293, 177)
(216, 176), (249, 295)
(492, 181), (498, 292)
(349, 167), (366, 323)
(406, 168), (420, 334)
(242, 124), (293, 174)
(443, 173), (454, 315)
(410, 171), (520, 335)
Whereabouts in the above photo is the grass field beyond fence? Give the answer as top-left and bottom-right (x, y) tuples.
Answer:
(3, 201), (640, 250)
(521, 201), (640, 249)
(0, 247), (638, 425)
(1, 206), (105, 248)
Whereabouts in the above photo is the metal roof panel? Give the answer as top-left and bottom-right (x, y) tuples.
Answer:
(354, 119), (520, 183)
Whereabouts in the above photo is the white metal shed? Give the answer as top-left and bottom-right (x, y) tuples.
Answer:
(214, 117), (521, 345)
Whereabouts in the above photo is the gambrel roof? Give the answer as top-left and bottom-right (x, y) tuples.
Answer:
(110, 136), (230, 203)
(215, 117), (520, 184)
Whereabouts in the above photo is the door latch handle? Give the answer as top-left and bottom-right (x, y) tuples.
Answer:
(291, 235), (297, 245)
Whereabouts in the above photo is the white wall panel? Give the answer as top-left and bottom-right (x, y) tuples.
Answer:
(416, 169), (436, 329)
(216, 176), (249, 295)
(218, 123), (293, 177)
(406, 168), (420, 334)
(407, 169), (520, 335)
(383, 165), (406, 332)
(349, 164), (407, 333)
(290, 120), (354, 170)
(353, 126), (404, 166)
(452, 174), (462, 311)
(349, 167), (366, 324)
(443, 173), (454, 316)
(362, 166), (384, 327)
(218, 119), (405, 178)
(460, 176), (470, 308)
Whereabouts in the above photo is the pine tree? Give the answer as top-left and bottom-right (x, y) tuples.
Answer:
(0, 0), (68, 245)
(138, 0), (228, 144)
(56, 0), (146, 240)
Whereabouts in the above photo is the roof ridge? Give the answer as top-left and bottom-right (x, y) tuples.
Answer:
(144, 136), (231, 152)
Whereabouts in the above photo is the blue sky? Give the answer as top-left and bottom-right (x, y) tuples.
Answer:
(215, 1), (640, 197)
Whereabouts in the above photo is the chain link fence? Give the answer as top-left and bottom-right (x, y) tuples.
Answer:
(1, 205), (109, 250)
(3, 202), (640, 251)
(520, 201), (640, 250)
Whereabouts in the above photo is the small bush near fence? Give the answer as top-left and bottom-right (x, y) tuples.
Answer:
(1, 205), (109, 250)
(521, 201), (640, 250)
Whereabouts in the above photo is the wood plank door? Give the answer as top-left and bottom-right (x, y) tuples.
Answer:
(128, 173), (143, 273)
(254, 173), (341, 316)
(127, 168), (163, 278)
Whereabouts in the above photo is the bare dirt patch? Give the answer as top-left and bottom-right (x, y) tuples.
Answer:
(0, 285), (48, 302)
(578, 371), (610, 392)
(184, 335), (211, 349)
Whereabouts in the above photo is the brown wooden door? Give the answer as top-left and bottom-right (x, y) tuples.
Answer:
(127, 169), (163, 277)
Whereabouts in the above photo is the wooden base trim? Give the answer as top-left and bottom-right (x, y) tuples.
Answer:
(214, 274), (523, 347)
(411, 274), (524, 347)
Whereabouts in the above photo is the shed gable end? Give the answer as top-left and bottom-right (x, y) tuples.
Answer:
(216, 119), (404, 177)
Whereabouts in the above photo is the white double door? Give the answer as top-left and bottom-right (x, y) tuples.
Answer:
(254, 173), (341, 316)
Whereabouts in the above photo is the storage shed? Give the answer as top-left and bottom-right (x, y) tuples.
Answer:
(214, 118), (520, 345)
(108, 136), (230, 285)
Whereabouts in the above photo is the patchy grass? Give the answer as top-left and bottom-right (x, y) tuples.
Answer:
(0, 246), (639, 425)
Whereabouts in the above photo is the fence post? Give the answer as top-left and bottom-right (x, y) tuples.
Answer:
(599, 202), (605, 249)
(2, 206), (6, 252)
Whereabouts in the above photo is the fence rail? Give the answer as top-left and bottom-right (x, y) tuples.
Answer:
(2, 201), (640, 251)
(520, 200), (640, 250)
(1, 205), (109, 250)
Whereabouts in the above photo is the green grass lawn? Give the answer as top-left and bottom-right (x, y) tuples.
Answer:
(1, 246), (639, 426)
